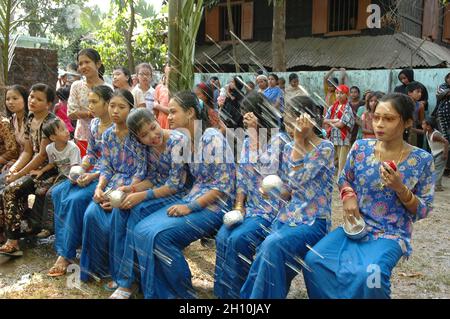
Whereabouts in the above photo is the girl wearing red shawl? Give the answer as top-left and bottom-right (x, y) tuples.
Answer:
(323, 85), (355, 174)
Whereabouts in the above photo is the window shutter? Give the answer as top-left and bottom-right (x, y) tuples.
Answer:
(357, 0), (372, 30)
(422, 0), (439, 40)
(443, 4), (450, 40)
(312, 0), (329, 34)
(241, 1), (254, 40)
(205, 7), (220, 42)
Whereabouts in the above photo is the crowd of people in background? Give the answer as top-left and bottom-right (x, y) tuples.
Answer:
(0, 47), (447, 299)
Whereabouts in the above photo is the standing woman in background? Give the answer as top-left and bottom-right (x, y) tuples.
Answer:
(153, 64), (171, 129)
(68, 48), (107, 157)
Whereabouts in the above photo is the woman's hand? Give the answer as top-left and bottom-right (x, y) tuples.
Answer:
(100, 201), (112, 211)
(167, 205), (191, 217)
(76, 173), (97, 187)
(6, 172), (20, 183)
(119, 192), (146, 210)
(118, 185), (132, 193)
(343, 196), (362, 226)
(94, 187), (106, 203)
(379, 162), (403, 193)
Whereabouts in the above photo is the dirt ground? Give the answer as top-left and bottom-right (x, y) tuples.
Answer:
(1, 177), (449, 299)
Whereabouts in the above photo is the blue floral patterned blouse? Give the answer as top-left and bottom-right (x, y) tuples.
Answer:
(145, 130), (188, 193)
(237, 132), (291, 221)
(183, 128), (236, 212)
(338, 139), (435, 256)
(99, 125), (147, 189)
(83, 118), (113, 173)
(277, 140), (335, 230)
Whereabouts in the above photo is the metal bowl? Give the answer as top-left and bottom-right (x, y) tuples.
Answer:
(261, 175), (283, 194)
(69, 165), (85, 181)
(108, 190), (126, 208)
(223, 210), (244, 228)
(343, 216), (368, 240)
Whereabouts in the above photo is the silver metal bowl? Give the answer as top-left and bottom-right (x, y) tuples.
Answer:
(343, 216), (368, 240)
(261, 175), (283, 194)
(69, 165), (85, 181)
(223, 210), (244, 228)
(108, 190), (126, 208)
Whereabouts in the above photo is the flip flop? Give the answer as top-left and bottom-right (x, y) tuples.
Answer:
(47, 263), (69, 277)
(0, 243), (23, 257)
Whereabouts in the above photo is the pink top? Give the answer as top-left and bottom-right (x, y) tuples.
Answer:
(361, 112), (376, 139)
(54, 101), (74, 132)
(154, 83), (169, 129)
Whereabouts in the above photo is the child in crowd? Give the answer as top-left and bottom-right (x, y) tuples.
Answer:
(34, 118), (81, 238)
(406, 81), (425, 148)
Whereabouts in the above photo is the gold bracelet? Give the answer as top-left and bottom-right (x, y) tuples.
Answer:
(401, 189), (416, 207)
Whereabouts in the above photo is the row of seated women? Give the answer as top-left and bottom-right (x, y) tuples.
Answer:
(0, 82), (435, 299)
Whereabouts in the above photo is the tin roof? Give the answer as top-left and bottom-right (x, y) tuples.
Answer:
(195, 33), (450, 70)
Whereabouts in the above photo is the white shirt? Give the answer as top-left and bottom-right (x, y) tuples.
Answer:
(132, 84), (155, 112)
(426, 130), (445, 157)
(46, 140), (81, 176)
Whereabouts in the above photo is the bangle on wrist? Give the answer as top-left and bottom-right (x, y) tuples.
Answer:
(146, 189), (155, 200)
(187, 200), (202, 212)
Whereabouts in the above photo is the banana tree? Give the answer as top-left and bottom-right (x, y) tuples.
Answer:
(0, 0), (23, 113)
(168, 0), (204, 93)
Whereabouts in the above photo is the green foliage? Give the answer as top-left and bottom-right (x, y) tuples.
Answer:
(80, 1), (167, 74)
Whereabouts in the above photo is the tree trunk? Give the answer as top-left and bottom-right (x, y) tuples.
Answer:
(125, 0), (136, 72)
(227, 0), (240, 72)
(272, 0), (286, 72)
(168, 0), (181, 94)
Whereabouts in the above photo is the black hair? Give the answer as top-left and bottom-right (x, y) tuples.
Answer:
(172, 91), (210, 131)
(56, 86), (70, 101)
(233, 76), (244, 92)
(366, 91), (385, 111)
(196, 82), (214, 108)
(91, 85), (114, 103)
(289, 73), (299, 83)
(285, 95), (324, 137)
(42, 118), (64, 139)
(113, 67), (133, 87)
(210, 76), (219, 81)
(444, 72), (450, 83)
(350, 86), (361, 94)
(126, 108), (157, 137)
(406, 81), (422, 94)
(279, 77), (286, 84)
(30, 83), (55, 103)
(67, 62), (78, 73)
(330, 77), (339, 86)
(111, 89), (135, 109)
(240, 91), (283, 133)
(422, 117), (437, 129)
(268, 73), (279, 82)
(5, 85), (29, 122)
(377, 93), (414, 123)
(77, 48), (105, 80)
(246, 81), (255, 89)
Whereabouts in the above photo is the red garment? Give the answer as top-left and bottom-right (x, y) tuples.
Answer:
(54, 101), (74, 132)
(76, 140), (88, 158)
(327, 100), (349, 141)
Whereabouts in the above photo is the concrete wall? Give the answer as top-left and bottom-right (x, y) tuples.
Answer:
(195, 68), (450, 114)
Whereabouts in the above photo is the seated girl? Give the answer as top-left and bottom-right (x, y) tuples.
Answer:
(303, 93), (435, 299)
(240, 95), (335, 299)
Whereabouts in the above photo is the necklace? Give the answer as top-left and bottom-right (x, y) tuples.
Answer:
(376, 141), (405, 189)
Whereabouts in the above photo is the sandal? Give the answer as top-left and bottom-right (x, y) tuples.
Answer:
(47, 262), (69, 277)
(109, 288), (133, 299)
(0, 243), (23, 257)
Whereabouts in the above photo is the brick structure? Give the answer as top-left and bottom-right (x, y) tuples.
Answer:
(8, 47), (58, 93)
